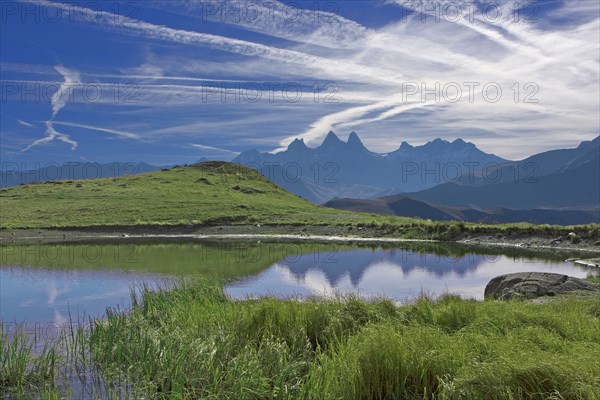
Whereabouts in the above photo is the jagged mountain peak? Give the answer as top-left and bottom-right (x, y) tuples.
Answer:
(288, 138), (308, 152)
(577, 135), (600, 150)
(348, 131), (360, 142)
(451, 138), (477, 148)
(319, 131), (345, 150)
(414, 137), (478, 152)
(398, 141), (413, 150)
(347, 131), (368, 150)
(430, 138), (448, 144)
(323, 130), (342, 142)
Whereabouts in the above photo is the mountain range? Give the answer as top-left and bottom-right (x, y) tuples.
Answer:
(400, 136), (599, 210)
(234, 132), (599, 225)
(324, 196), (599, 225)
(233, 131), (509, 204)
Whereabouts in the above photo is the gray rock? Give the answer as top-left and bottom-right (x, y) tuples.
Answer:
(574, 258), (600, 268)
(550, 236), (562, 245)
(232, 185), (265, 194)
(241, 188), (265, 194)
(484, 272), (600, 300)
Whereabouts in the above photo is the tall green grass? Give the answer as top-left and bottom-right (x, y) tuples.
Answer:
(2, 279), (600, 399)
(0, 326), (59, 391)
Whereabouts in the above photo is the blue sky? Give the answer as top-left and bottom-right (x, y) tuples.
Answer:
(1, 0), (598, 166)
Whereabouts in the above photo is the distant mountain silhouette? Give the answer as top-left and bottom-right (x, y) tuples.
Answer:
(454, 136), (600, 186)
(233, 131), (508, 203)
(0, 162), (162, 187)
(325, 196), (600, 225)
(402, 140), (599, 210)
(324, 135), (600, 223)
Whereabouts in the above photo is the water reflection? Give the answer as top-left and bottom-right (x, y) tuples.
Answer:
(226, 248), (594, 301)
(1, 242), (596, 326)
(0, 267), (167, 324)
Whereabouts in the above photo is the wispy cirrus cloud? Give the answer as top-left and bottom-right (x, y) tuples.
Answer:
(146, 0), (368, 49)
(5, 0), (599, 160)
(22, 66), (80, 152)
(188, 143), (240, 155)
(19, 0), (403, 84)
(51, 121), (142, 140)
(17, 119), (34, 128)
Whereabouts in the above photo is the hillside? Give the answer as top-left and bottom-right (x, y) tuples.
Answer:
(405, 150), (599, 210)
(325, 196), (600, 225)
(0, 162), (362, 229)
(454, 136), (600, 186)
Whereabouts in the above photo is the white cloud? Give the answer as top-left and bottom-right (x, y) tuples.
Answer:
(189, 143), (240, 155)
(17, 119), (34, 127)
(20, 0), (403, 85)
(146, 0), (367, 49)
(52, 121), (142, 140)
(22, 66), (80, 152)
(13, 0), (600, 159)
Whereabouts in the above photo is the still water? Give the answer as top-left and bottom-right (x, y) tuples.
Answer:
(1, 241), (596, 325)
(226, 248), (594, 300)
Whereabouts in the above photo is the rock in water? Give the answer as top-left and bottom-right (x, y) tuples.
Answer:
(484, 272), (600, 300)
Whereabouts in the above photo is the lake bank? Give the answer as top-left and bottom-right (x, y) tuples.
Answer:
(2, 223), (600, 254)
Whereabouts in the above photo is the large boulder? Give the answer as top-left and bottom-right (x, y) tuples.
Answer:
(484, 272), (600, 300)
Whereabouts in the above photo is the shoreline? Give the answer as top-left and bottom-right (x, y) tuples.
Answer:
(2, 225), (600, 256)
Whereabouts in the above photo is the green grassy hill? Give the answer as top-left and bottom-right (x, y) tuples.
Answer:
(0, 162), (372, 229)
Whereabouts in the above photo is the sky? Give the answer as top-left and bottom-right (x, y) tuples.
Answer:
(1, 0), (599, 166)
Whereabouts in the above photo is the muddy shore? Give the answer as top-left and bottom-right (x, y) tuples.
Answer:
(1, 225), (599, 257)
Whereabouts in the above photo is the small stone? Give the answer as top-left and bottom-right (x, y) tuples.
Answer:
(550, 236), (563, 245)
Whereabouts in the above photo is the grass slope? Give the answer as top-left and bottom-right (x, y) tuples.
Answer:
(0, 162), (354, 228)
